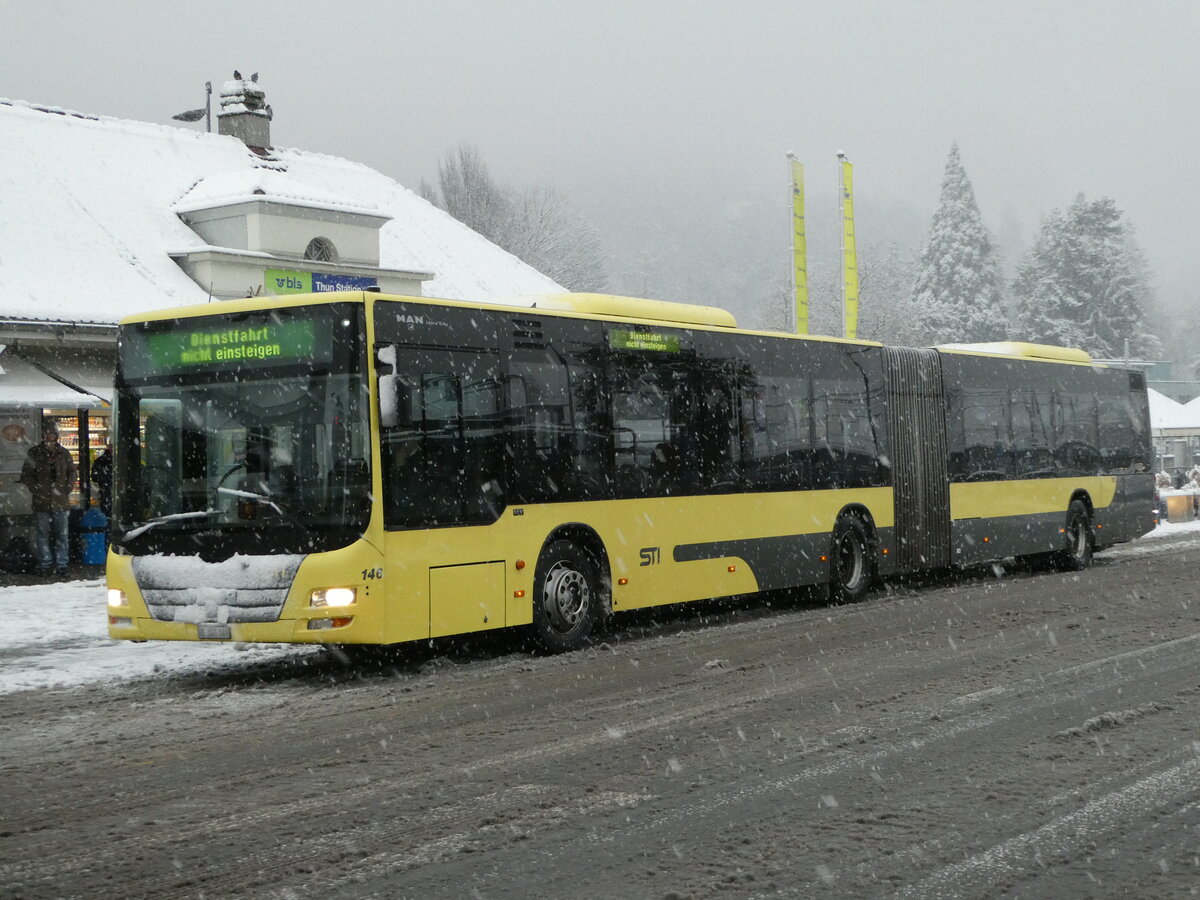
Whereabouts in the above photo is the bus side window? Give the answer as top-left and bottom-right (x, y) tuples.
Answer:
(742, 373), (808, 492)
(1097, 381), (1135, 471)
(610, 365), (668, 498)
(1054, 391), (1101, 475)
(380, 351), (503, 529)
(509, 354), (573, 503)
(960, 387), (1009, 482)
(814, 375), (867, 488)
(1010, 390), (1055, 478)
(694, 372), (740, 489)
(1128, 373), (1151, 468)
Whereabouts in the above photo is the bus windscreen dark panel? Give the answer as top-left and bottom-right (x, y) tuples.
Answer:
(113, 305), (369, 557)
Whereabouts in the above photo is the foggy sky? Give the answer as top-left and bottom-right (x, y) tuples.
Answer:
(5, 0), (1197, 307)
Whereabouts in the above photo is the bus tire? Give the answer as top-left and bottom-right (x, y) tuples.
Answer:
(533, 540), (602, 653)
(830, 516), (873, 604)
(1055, 500), (1094, 571)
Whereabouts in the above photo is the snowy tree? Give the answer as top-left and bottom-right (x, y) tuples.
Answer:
(857, 241), (921, 345)
(503, 185), (608, 291)
(422, 144), (608, 292)
(910, 144), (1008, 343)
(431, 145), (509, 239)
(759, 270), (793, 332)
(1012, 194), (1162, 358)
(756, 239), (918, 340)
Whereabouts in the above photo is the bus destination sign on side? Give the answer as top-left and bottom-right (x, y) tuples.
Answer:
(609, 329), (681, 353)
(146, 320), (317, 369)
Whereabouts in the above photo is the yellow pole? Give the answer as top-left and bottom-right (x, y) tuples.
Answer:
(839, 153), (859, 340)
(788, 153), (808, 334)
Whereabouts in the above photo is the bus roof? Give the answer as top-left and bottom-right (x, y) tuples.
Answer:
(937, 341), (1094, 365)
(530, 293), (737, 329)
(117, 290), (884, 348)
(117, 292), (355, 326)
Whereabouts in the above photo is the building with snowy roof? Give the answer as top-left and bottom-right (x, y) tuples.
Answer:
(1148, 388), (1200, 472)
(0, 76), (560, 531)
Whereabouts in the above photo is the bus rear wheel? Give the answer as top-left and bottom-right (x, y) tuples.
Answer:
(1055, 500), (1094, 571)
(533, 540), (602, 653)
(830, 516), (874, 604)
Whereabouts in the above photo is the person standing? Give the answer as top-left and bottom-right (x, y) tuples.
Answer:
(90, 443), (114, 518)
(19, 425), (76, 577)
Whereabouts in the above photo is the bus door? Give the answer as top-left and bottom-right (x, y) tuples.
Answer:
(377, 342), (506, 639)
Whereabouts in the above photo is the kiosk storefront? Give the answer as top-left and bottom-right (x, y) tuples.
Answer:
(0, 345), (113, 570)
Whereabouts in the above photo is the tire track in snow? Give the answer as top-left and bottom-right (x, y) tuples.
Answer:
(894, 755), (1200, 899)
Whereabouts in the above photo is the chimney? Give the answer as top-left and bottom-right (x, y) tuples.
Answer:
(217, 71), (272, 150)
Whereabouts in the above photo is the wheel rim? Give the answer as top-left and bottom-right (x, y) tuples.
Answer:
(1071, 515), (1089, 559)
(837, 533), (865, 589)
(542, 561), (590, 634)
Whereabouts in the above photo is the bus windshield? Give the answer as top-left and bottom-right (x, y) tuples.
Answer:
(112, 305), (369, 557)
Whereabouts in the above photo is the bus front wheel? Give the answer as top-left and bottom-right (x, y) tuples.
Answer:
(1055, 500), (1094, 571)
(830, 516), (874, 604)
(533, 540), (602, 653)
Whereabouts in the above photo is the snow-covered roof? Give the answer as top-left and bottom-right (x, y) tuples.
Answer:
(171, 169), (383, 218)
(0, 99), (561, 327)
(1148, 388), (1200, 430)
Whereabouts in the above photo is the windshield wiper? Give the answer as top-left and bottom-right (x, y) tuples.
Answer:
(217, 487), (311, 532)
(123, 509), (221, 541)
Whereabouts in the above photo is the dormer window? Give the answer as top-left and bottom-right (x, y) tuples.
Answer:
(304, 237), (338, 263)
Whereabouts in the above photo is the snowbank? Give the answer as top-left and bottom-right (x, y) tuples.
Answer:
(0, 578), (312, 694)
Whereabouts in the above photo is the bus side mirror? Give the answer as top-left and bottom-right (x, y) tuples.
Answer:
(379, 374), (403, 428)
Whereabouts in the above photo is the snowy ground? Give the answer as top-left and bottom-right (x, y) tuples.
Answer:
(0, 580), (318, 694)
(5, 519), (1200, 696)
(5, 519), (1200, 899)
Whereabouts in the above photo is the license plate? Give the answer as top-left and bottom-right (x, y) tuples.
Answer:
(196, 623), (232, 640)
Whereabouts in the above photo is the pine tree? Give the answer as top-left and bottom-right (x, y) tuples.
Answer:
(1013, 194), (1161, 358)
(1010, 206), (1090, 349)
(910, 144), (1008, 343)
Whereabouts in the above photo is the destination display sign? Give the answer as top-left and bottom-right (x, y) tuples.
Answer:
(609, 329), (682, 353)
(126, 319), (321, 377)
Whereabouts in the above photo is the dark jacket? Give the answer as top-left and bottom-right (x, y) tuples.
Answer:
(90, 449), (113, 514)
(19, 442), (76, 512)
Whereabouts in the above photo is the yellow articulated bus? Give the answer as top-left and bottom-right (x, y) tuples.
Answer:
(105, 292), (1154, 652)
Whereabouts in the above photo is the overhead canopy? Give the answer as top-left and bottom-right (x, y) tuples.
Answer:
(0, 352), (111, 408)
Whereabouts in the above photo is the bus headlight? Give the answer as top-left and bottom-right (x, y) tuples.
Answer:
(108, 589), (127, 608)
(310, 587), (356, 608)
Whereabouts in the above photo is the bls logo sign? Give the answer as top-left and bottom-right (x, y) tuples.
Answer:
(639, 546), (661, 567)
